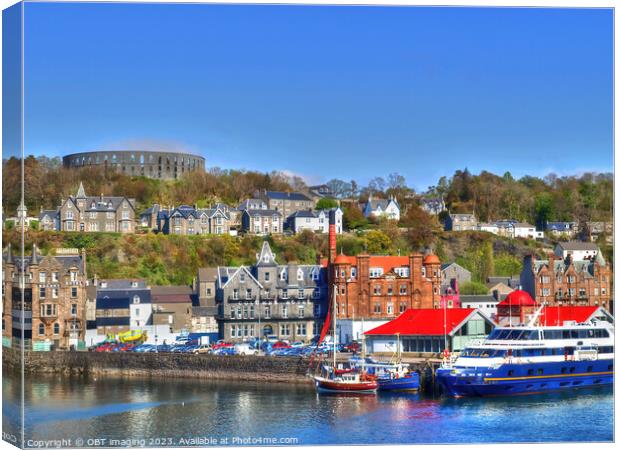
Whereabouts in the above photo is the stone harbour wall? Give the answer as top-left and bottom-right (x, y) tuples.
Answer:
(2, 347), (313, 384)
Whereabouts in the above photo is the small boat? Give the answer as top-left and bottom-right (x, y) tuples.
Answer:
(312, 285), (379, 394)
(374, 363), (420, 392)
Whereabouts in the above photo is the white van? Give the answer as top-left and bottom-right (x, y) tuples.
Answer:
(234, 343), (259, 355)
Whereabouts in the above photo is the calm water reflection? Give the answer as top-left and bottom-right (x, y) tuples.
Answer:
(2, 372), (613, 446)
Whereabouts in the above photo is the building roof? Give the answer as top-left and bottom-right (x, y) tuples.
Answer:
(39, 209), (59, 221)
(151, 285), (193, 295)
(97, 279), (148, 289)
(546, 222), (576, 232)
(459, 294), (501, 304)
(497, 290), (536, 307)
(556, 241), (600, 251)
(263, 191), (312, 201)
(244, 209), (282, 217)
(538, 306), (600, 326)
(364, 308), (484, 336)
(424, 254), (440, 265)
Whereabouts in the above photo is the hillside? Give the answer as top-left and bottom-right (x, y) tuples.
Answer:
(4, 228), (596, 288)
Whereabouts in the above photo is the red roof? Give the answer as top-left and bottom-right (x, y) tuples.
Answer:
(497, 290), (536, 307)
(539, 306), (599, 326)
(364, 308), (478, 336)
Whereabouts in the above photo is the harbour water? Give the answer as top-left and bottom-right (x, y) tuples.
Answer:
(2, 372), (613, 446)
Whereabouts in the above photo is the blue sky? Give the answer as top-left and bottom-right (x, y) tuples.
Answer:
(7, 3), (614, 190)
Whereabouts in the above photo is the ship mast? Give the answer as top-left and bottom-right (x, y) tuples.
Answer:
(332, 283), (337, 369)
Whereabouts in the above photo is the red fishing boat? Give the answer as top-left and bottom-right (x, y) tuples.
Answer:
(312, 284), (378, 394)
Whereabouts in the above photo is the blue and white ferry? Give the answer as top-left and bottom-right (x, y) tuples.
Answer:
(436, 306), (614, 397)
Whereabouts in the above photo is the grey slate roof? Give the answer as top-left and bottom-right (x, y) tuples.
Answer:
(244, 209), (282, 217)
(557, 241), (600, 251)
(262, 191), (311, 201)
(39, 209), (59, 221)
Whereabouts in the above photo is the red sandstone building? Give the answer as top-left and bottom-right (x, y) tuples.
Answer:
(325, 211), (442, 320)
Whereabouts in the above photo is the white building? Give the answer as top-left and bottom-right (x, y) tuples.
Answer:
(286, 208), (343, 234)
(554, 241), (603, 262)
(477, 223), (499, 234)
(336, 318), (390, 345)
(362, 195), (400, 221)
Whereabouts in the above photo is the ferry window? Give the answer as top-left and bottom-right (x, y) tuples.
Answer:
(537, 368), (544, 375)
(587, 366), (593, 373)
(507, 370), (514, 377)
(561, 367), (567, 374)
(513, 349), (522, 357)
(608, 364), (613, 371)
(506, 330), (523, 340)
(569, 367), (575, 373)
(562, 330), (571, 339)
(497, 330), (511, 340)
(487, 330), (501, 340)
(527, 369), (534, 376)
(577, 330), (589, 339)
(525, 330), (540, 340)
(570, 330), (579, 339)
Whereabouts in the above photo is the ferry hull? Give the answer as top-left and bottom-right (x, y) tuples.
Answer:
(437, 359), (613, 397)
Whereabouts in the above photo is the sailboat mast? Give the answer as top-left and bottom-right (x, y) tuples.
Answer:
(333, 283), (337, 368)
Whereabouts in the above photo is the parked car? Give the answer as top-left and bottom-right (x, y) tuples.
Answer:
(193, 344), (212, 354)
(343, 342), (361, 353)
(213, 347), (236, 356)
(234, 343), (259, 355)
(272, 341), (291, 349)
(212, 340), (233, 350)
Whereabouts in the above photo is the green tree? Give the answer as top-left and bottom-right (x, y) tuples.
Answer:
(363, 230), (392, 254)
(460, 281), (489, 295)
(315, 198), (339, 210)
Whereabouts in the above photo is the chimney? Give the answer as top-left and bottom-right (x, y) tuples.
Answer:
(328, 209), (337, 264)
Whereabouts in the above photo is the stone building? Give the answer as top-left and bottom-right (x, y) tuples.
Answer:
(193, 268), (219, 333)
(2, 245), (88, 350)
(151, 285), (194, 334)
(58, 182), (136, 233)
(212, 241), (328, 341)
(444, 213), (478, 231)
(155, 204), (233, 235)
(254, 190), (314, 218)
(520, 253), (612, 310)
(63, 150), (205, 180)
(241, 209), (282, 235)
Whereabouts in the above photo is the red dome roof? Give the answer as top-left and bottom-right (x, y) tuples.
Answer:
(334, 254), (352, 264)
(424, 254), (440, 265)
(498, 290), (536, 307)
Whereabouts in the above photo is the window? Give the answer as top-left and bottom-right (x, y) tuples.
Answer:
(39, 324), (45, 336)
(264, 305), (271, 319)
(399, 284), (407, 295)
(296, 323), (307, 336)
(282, 305), (288, 318)
(297, 269), (303, 281)
(313, 288), (320, 298)
(39, 287), (46, 298)
(387, 304), (393, 314)
(298, 306), (305, 318)
(133, 295), (140, 304)
(373, 285), (381, 295)
(351, 268), (357, 278)
(71, 287), (78, 298)
(39, 272), (46, 283)
(281, 289), (288, 299)
(240, 272), (246, 283)
(374, 303), (381, 313)
(246, 289), (252, 299)
(298, 289), (304, 298)
(53, 323), (60, 335)
(71, 304), (77, 316)
(280, 324), (290, 336)
(264, 272), (270, 281)
(52, 272), (59, 282)
(400, 303), (407, 313)
(369, 268), (384, 278)
(52, 288), (59, 299)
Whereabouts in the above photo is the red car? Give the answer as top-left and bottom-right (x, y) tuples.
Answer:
(344, 342), (361, 353)
(211, 341), (233, 350)
(272, 341), (291, 349)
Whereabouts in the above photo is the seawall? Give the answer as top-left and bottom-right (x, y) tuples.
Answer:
(2, 347), (314, 384)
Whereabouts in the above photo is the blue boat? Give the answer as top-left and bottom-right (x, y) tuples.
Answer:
(353, 361), (420, 392)
(436, 305), (614, 397)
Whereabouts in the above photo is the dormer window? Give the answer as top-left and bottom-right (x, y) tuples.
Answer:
(133, 295), (140, 304)
(100, 281), (107, 288)
(297, 269), (303, 281)
(131, 281), (138, 288)
(280, 269), (286, 281)
(91, 201), (96, 208)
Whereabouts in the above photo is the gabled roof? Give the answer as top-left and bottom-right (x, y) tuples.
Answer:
(365, 308), (487, 336)
(256, 241), (277, 266)
(440, 262), (470, 273)
(39, 209), (59, 220)
(238, 199), (268, 210)
(218, 266), (263, 289)
(538, 306), (601, 326)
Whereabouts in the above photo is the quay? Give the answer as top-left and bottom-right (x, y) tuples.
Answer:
(2, 347), (443, 390)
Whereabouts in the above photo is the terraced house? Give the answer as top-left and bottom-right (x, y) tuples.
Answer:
(58, 182), (136, 233)
(254, 190), (315, 218)
(520, 252), (612, 311)
(212, 241), (328, 341)
(157, 204), (232, 235)
(2, 245), (88, 350)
